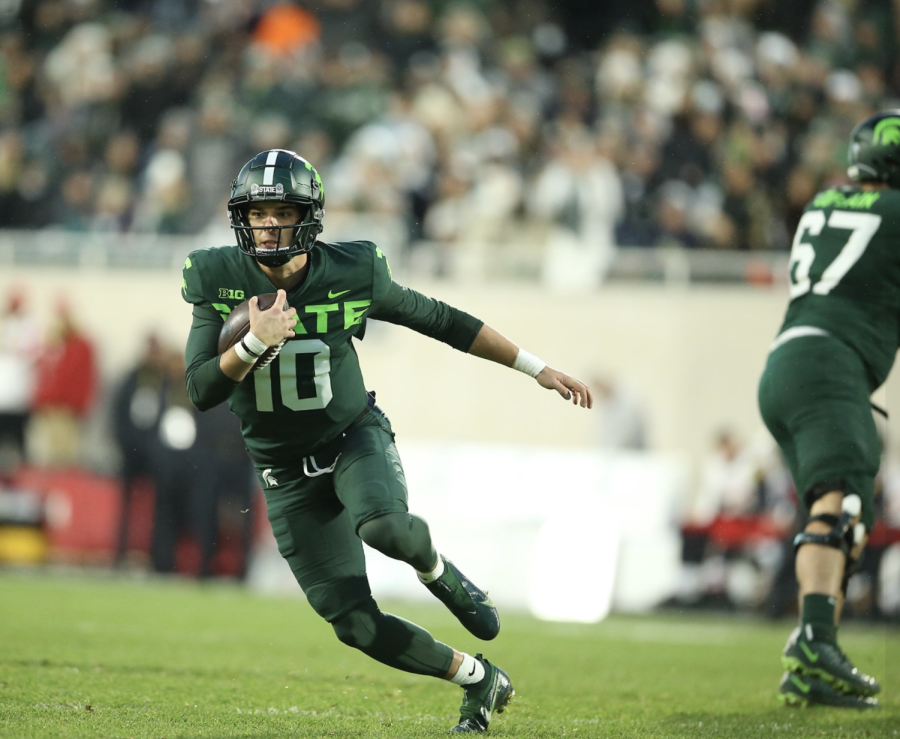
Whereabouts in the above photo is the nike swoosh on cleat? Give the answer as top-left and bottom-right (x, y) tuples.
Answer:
(328, 289), (351, 298)
(789, 674), (811, 694)
(799, 642), (820, 663)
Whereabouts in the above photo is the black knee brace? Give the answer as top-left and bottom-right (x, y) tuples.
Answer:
(793, 494), (865, 594)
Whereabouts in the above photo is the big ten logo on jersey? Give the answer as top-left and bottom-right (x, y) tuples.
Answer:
(219, 288), (245, 300)
(294, 299), (372, 335)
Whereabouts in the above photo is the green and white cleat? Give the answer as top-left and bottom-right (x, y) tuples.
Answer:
(779, 671), (879, 709)
(425, 556), (500, 640)
(781, 626), (881, 697)
(450, 655), (514, 733)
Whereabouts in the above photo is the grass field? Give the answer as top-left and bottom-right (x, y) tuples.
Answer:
(1, 570), (897, 738)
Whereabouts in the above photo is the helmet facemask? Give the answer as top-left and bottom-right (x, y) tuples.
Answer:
(230, 201), (322, 267)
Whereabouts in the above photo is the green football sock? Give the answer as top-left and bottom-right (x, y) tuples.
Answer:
(801, 594), (837, 644)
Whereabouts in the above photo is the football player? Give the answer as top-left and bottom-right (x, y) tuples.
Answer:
(758, 111), (900, 709)
(181, 149), (593, 733)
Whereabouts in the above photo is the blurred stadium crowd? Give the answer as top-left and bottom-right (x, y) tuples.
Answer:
(1, 0), (898, 273)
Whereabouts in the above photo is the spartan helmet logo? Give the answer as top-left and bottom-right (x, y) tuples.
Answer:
(873, 118), (900, 146)
(848, 110), (900, 189)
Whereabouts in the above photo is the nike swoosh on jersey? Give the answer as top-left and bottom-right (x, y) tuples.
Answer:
(328, 289), (351, 298)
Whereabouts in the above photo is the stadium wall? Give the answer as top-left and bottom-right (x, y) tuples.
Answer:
(2, 266), (800, 466)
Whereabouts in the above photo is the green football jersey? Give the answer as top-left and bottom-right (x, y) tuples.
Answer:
(778, 186), (900, 389)
(181, 241), (483, 464)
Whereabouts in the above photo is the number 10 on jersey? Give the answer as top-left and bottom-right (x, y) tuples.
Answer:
(253, 340), (334, 411)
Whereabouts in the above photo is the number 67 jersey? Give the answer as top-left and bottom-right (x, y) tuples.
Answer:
(181, 240), (482, 465)
(779, 186), (900, 390)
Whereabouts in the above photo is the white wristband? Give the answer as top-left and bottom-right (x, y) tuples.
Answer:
(234, 341), (258, 364)
(243, 331), (268, 355)
(512, 348), (546, 378)
(234, 331), (269, 364)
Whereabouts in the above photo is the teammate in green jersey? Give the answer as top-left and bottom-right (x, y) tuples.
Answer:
(758, 111), (900, 709)
(181, 149), (593, 733)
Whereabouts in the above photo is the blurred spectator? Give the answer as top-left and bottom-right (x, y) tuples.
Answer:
(0, 289), (40, 469)
(647, 180), (702, 249)
(377, 0), (435, 77)
(148, 348), (254, 579)
(110, 333), (168, 566)
(57, 169), (95, 231)
(670, 428), (747, 608)
(186, 102), (247, 235)
(118, 34), (181, 146)
(194, 400), (257, 582)
(31, 303), (97, 467)
(876, 457), (900, 620)
(252, 2), (321, 57)
(147, 348), (200, 576)
(591, 374), (648, 451)
(718, 158), (773, 251)
(313, 0), (380, 55)
(657, 106), (721, 189)
(0, 129), (39, 228)
(42, 22), (117, 111)
(669, 428), (793, 610)
(782, 164), (822, 239)
(527, 124), (624, 289)
(421, 164), (473, 276)
(85, 129), (142, 233)
(330, 91), (436, 238)
(132, 148), (192, 234)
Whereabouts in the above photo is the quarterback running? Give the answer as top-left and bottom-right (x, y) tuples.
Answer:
(758, 111), (900, 709)
(180, 149), (592, 733)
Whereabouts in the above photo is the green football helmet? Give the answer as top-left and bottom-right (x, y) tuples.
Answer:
(228, 149), (325, 266)
(847, 110), (900, 189)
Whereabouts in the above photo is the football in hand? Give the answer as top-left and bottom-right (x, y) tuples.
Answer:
(217, 292), (288, 371)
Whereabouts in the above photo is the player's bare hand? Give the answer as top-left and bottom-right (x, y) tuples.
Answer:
(250, 289), (297, 346)
(536, 367), (593, 408)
